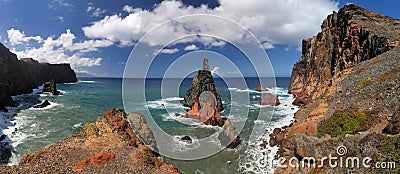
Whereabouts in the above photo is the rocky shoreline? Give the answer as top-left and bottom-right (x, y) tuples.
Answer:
(0, 108), (181, 173)
(272, 4), (400, 173)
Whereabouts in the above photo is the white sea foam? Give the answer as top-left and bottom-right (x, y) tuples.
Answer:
(146, 98), (189, 110)
(80, 80), (96, 83)
(162, 97), (184, 101)
(73, 123), (82, 128)
(168, 135), (201, 152)
(238, 87), (299, 174)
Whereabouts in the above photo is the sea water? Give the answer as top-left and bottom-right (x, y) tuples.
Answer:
(0, 77), (298, 173)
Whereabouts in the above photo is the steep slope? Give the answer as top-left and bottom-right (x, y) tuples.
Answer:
(273, 4), (400, 173)
(0, 42), (77, 111)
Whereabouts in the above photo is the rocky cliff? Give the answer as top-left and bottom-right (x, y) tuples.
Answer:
(0, 108), (181, 173)
(0, 42), (77, 111)
(183, 58), (224, 112)
(274, 4), (400, 173)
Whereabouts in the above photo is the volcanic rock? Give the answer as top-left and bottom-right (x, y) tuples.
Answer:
(183, 58), (223, 112)
(43, 79), (60, 95)
(260, 93), (280, 106)
(256, 85), (267, 92)
(33, 100), (51, 108)
(180, 136), (192, 143)
(218, 119), (241, 148)
(0, 108), (180, 173)
(126, 112), (158, 151)
(0, 42), (77, 110)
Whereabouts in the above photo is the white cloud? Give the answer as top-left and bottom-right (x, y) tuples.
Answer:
(7, 28), (112, 67)
(55, 16), (64, 23)
(82, 0), (338, 48)
(159, 48), (179, 54)
(49, 0), (74, 9)
(184, 44), (198, 51)
(262, 42), (274, 49)
(210, 40), (226, 47)
(123, 5), (135, 13)
(92, 8), (106, 17)
(211, 66), (219, 75)
(7, 28), (43, 45)
(86, 4), (106, 17)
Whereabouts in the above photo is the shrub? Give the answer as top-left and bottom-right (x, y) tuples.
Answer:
(317, 109), (374, 137)
(356, 77), (373, 91)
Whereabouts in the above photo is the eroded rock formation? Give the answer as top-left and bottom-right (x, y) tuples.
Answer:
(183, 58), (224, 126)
(42, 79), (60, 95)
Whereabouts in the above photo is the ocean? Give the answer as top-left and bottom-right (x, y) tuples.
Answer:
(0, 77), (298, 173)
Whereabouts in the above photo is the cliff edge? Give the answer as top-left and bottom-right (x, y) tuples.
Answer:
(273, 4), (400, 173)
(0, 42), (77, 111)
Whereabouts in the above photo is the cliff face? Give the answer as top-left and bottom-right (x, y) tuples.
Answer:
(274, 4), (400, 173)
(289, 3), (399, 104)
(0, 109), (181, 173)
(0, 42), (77, 110)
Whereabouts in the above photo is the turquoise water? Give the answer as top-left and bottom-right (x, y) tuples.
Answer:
(1, 77), (298, 173)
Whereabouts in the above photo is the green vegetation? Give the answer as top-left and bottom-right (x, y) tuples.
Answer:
(317, 109), (376, 137)
(377, 135), (400, 173)
(356, 77), (373, 91)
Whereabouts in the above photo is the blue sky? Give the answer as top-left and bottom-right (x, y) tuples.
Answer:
(0, 0), (399, 77)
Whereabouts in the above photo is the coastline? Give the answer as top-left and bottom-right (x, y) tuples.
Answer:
(271, 4), (400, 173)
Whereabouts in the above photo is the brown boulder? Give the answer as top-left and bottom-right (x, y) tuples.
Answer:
(256, 85), (267, 92)
(260, 93), (280, 106)
(72, 151), (116, 171)
(218, 119), (241, 148)
(292, 91), (308, 106)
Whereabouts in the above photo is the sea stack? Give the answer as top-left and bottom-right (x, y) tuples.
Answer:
(183, 58), (224, 126)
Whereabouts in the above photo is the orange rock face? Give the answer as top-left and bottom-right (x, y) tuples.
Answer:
(187, 98), (199, 115)
(72, 151), (116, 171)
(256, 85), (267, 92)
(260, 93), (280, 106)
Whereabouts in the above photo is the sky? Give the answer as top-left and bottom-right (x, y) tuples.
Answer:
(0, 0), (399, 78)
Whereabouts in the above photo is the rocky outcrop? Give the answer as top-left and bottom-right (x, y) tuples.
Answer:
(259, 93), (280, 106)
(183, 58), (223, 112)
(33, 100), (51, 108)
(183, 58), (225, 127)
(274, 4), (400, 173)
(218, 119), (241, 148)
(42, 79), (60, 95)
(289, 3), (400, 103)
(0, 108), (181, 173)
(0, 42), (77, 111)
(256, 85), (267, 92)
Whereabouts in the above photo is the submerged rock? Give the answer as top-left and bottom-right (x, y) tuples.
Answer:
(33, 100), (51, 108)
(180, 136), (192, 143)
